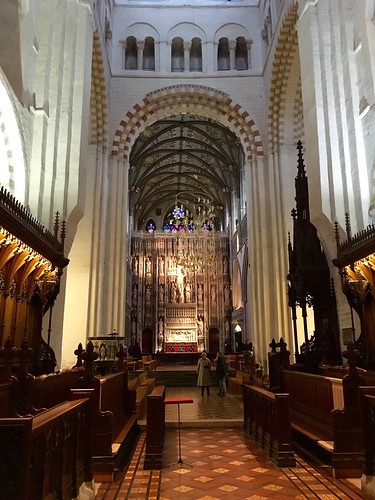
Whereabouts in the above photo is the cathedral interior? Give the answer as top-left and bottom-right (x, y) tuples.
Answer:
(1, 0), (375, 498)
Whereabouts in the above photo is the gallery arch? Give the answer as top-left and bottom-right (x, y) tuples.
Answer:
(127, 113), (244, 355)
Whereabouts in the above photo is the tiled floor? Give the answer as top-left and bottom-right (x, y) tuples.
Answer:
(94, 385), (363, 499)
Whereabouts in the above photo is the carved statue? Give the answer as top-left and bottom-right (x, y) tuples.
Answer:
(145, 257), (152, 275)
(171, 281), (177, 302)
(159, 283), (164, 303)
(197, 317), (204, 336)
(223, 255), (229, 274)
(224, 284), (229, 304)
(145, 283), (151, 303)
(211, 284), (216, 303)
(132, 255), (138, 274)
(185, 282), (191, 302)
(159, 317), (164, 336)
(132, 282), (138, 304)
(197, 283), (203, 303)
(159, 257), (164, 275)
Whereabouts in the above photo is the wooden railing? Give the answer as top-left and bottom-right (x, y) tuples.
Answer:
(144, 385), (166, 470)
(243, 384), (295, 467)
(0, 395), (93, 500)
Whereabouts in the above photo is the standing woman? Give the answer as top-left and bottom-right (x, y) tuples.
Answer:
(197, 351), (211, 396)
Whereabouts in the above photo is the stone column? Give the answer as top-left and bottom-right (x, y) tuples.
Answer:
(159, 41), (169, 72)
(205, 41), (215, 72)
(246, 39), (253, 69)
(119, 40), (126, 68)
(136, 41), (144, 70)
(184, 41), (191, 72)
(229, 40), (236, 70)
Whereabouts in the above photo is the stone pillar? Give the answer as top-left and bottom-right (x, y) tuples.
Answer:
(247, 39), (253, 69)
(119, 40), (126, 68)
(184, 41), (191, 72)
(229, 40), (236, 70)
(159, 41), (169, 72)
(136, 41), (144, 70)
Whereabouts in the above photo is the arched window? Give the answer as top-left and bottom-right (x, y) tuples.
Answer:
(125, 36), (137, 70)
(218, 37), (230, 70)
(190, 37), (202, 71)
(235, 37), (248, 70)
(171, 37), (184, 72)
(143, 37), (155, 70)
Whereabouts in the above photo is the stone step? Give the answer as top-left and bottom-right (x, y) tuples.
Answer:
(147, 369), (218, 387)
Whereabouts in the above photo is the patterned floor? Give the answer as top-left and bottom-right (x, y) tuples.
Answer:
(94, 386), (363, 499)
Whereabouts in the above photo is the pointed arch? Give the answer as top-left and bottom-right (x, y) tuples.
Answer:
(111, 84), (263, 163)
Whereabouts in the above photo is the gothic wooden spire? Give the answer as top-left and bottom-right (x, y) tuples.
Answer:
(295, 140), (310, 222)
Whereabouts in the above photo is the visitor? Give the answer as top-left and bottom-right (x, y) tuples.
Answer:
(197, 351), (211, 396)
(215, 351), (228, 397)
(132, 341), (142, 360)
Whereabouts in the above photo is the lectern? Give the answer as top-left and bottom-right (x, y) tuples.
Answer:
(164, 397), (193, 466)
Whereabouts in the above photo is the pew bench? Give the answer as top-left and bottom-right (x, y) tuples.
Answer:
(281, 369), (364, 478)
(88, 370), (139, 482)
(144, 384), (166, 470)
(128, 370), (157, 420)
(142, 355), (158, 371)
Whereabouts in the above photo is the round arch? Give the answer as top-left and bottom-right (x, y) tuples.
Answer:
(268, 3), (302, 151)
(111, 84), (263, 163)
(90, 32), (108, 145)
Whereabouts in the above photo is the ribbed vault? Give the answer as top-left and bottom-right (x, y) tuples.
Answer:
(129, 114), (244, 229)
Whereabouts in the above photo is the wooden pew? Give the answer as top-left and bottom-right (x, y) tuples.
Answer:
(243, 383), (295, 467)
(280, 368), (367, 477)
(0, 393), (93, 500)
(128, 370), (156, 420)
(32, 369), (83, 409)
(142, 355), (158, 371)
(0, 338), (140, 482)
(144, 384), (166, 470)
(227, 370), (250, 395)
(359, 386), (375, 499)
(88, 369), (139, 482)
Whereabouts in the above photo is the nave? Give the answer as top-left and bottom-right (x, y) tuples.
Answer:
(95, 387), (362, 500)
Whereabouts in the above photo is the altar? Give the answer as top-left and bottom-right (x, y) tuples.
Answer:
(165, 342), (198, 353)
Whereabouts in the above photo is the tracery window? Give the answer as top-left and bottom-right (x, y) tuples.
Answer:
(163, 205), (192, 233)
(146, 219), (156, 233)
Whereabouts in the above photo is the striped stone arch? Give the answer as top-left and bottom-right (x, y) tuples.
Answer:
(90, 32), (108, 146)
(111, 84), (263, 162)
(268, 3), (304, 152)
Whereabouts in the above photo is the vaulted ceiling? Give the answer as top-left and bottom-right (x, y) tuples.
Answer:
(129, 114), (244, 230)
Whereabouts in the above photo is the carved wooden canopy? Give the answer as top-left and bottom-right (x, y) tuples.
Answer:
(0, 186), (69, 363)
(333, 216), (375, 368)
